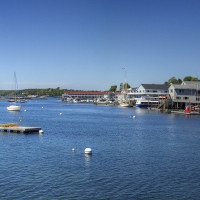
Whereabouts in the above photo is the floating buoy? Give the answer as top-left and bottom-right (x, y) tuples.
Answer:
(39, 130), (44, 134)
(84, 148), (92, 154)
(24, 110), (26, 112)
(42, 107), (43, 109)
(60, 113), (62, 115)
(133, 116), (136, 118)
(72, 148), (75, 152)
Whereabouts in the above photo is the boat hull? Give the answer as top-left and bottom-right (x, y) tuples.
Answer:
(7, 105), (21, 111)
(136, 101), (158, 108)
(120, 103), (132, 107)
(135, 104), (149, 108)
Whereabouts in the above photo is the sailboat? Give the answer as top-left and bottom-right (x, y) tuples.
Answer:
(120, 68), (132, 107)
(7, 72), (21, 111)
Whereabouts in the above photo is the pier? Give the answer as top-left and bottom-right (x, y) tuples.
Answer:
(0, 124), (42, 134)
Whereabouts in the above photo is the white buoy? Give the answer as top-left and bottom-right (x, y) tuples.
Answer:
(84, 148), (92, 154)
(72, 148), (75, 152)
(60, 113), (62, 115)
(42, 107), (43, 109)
(24, 110), (26, 112)
(39, 130), (44, 134)
(133, 116), (136, 118)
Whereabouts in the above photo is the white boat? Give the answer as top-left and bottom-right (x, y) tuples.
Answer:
(120, 68), (132, 107)
(120, 101), (132, 107)
(135, 97), (158, 108)
(7, 72), (21, 111)
(17, 99), (27, 103)
(73, 98), (78, 103)
(7, 105), (21, 111)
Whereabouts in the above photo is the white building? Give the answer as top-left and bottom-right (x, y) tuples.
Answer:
(127, 84), (169, 108)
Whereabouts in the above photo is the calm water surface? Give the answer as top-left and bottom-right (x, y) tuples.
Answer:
(0, 98), (200, 199)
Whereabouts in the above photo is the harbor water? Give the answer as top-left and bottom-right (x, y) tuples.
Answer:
(0, 98), (200, 199)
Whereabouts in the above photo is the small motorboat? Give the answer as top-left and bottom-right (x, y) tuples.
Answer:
(7, 105), (21, 111)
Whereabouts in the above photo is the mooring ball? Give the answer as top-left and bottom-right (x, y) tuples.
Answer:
(84, 148), (92, 154)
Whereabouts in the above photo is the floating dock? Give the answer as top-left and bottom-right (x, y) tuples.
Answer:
(0, 124), (42, 134)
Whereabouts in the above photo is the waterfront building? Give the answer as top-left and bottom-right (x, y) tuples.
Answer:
(127, 84), (169, 108)
(62, 91), (117, 102)
(169, 81), (200, 108)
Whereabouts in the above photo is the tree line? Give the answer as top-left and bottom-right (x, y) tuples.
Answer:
(0, 87), (65, 97)
(0, 75), (199, 96)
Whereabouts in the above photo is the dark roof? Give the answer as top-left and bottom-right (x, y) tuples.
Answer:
(64, 91), (107, 95)
(141, 84), (169, 90)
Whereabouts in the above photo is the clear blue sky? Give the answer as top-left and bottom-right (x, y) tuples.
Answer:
(1, 0), (200, 91)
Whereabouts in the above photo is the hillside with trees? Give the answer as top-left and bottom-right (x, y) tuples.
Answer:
(0, 88), (66, 97)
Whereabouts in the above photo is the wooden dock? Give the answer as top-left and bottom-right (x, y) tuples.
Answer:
(0, 124), (42, 134)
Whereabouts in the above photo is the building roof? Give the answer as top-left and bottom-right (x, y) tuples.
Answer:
(182, 81), (200, 85)
(64, 91), (108, 95)
(170, 83), (200, 89)
(140, 84), (169, 90)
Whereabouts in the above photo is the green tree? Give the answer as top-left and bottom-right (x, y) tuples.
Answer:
(120, 83), (131, 91)
(177, 79), (182, 84)
(126, 83), (131, 88)
(109, 85), (117, 92)
(183, 76), (199, 82)
(191, 77), (199, 81)
(167, 77), (180, 84)
(183, 76), (192, 81)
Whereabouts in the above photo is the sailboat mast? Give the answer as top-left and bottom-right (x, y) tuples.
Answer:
(121, 68), (127, 91)
(124, 68), (127, 92)
(13, 72), (19, 102)
(121, 68), (127, 101)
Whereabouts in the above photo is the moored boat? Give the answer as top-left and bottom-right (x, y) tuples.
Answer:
(7, 72), (22, 111)
(184, 105), (200, 115)
(120, 101), (132, 107)
(7, 105), (21, 111)
(136, 98), (158, 108)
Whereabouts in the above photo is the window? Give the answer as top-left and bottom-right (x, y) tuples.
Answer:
(179, 90), (184, 93)
(153, 90), (157, 92)
(170, 89), (173, 93)
(183, 97), (188, 100)
(176, 97), (181, 99)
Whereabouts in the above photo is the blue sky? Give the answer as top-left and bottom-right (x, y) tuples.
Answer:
(1, 0), (200, 91)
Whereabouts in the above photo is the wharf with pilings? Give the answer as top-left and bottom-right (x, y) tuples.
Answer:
(0, 124), (42, 134)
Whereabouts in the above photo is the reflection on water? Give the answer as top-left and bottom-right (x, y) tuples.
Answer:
(84, 154), (92, 166)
